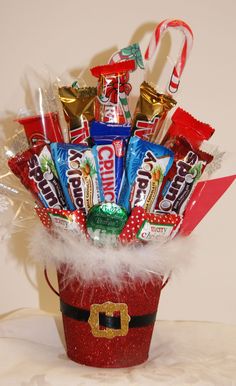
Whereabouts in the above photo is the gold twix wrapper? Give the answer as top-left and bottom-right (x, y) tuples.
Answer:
(132, 81), (176, 143)
(58, 86), (97, 145)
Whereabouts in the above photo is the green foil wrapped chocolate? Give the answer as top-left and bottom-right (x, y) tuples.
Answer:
(87, 203), (128, 245)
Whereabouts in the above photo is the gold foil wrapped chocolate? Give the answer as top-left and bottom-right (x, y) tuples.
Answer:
(58, 86), (97, 145)
(132, 81), (176, 143)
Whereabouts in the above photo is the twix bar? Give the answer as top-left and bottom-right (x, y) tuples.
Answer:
(132, 81), (176, 142)
(58, 86), (97, 146)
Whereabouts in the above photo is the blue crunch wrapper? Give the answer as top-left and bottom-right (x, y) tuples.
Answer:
(90, 121), (131, 203)
(50, 143), (103, 214)
(118, 136), (174, 213)
(90, 121), (131, 144)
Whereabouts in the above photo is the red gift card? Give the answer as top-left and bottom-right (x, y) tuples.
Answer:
(179, 175), (236, 235)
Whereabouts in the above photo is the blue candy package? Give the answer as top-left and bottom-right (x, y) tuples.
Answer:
(50, 143), (103, 214)
(90, 121), (131, 144)
(90, 121), (131, 203)
(118, 136), (174, 213)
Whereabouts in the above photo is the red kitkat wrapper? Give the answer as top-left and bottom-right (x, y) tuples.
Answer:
(155, 136), (213, 215)
(119, 206), (182, 243)
(8, 144), (67, 209)
(35, 207), (86, 234)
(162, 108), (215, 149)
(91, 60), (136, 124)
(90, 60), (136, 77)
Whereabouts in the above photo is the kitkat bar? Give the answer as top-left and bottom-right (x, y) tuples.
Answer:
(155, 136), (213, 215)
(162, 108), (215, 149)
(8, 144), (67, 209)
(119, 206), (182, 243)
(35, 207), (87, 235)
(90, 60), (135, 124)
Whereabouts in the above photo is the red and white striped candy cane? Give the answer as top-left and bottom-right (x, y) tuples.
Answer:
(144, 19), (193, 94)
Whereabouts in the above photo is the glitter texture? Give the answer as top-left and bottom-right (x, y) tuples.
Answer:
(58, 271), (163, 368)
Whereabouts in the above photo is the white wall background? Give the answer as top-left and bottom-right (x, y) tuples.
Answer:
(0, 0), (235, 323)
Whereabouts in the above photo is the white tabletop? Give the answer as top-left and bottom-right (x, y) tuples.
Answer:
(0, 309), (236, 386)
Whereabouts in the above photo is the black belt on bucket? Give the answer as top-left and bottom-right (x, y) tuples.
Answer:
(60, 299), (156, 329)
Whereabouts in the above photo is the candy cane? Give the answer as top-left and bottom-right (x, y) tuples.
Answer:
(119, 91), (132, 123)
(144, 19), (193, 94)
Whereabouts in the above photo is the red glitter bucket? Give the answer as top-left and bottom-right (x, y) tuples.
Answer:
(46, 269), (167, 368)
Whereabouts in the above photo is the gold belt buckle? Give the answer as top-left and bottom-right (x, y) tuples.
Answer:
(88, 301), (130, 339)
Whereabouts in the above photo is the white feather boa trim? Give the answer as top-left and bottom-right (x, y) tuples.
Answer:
(29, 225), (194, 286)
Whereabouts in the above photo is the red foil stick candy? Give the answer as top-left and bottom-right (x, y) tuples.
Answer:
(17, 112), (64, 146)
(90, 60), (135, 124)
(8, 144), (67, 209)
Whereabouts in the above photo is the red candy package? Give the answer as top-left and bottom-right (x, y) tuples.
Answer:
(119, 206), (182, 243)
(162, 108), (215, 149)
(35, 207), (86, 235)
(155, 136), (213, 215)
(8, 144), (67, 209)
(17, 112), (64, 146)
(91, 60), (135, 124)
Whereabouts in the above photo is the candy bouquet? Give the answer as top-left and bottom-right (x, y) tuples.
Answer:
(1, 19), (235, 368)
